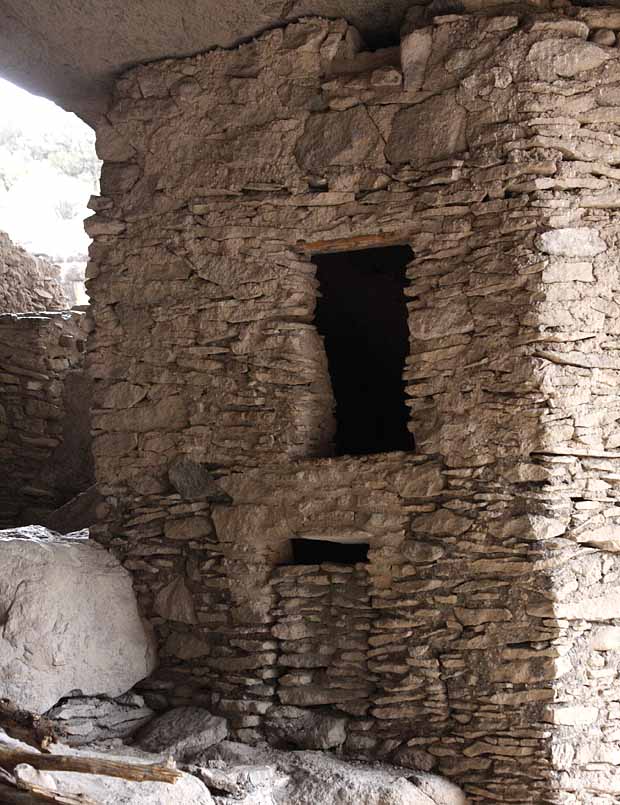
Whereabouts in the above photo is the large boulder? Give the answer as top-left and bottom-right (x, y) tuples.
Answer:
(195, 742), (467, 805)
(0, 527), (156, 713)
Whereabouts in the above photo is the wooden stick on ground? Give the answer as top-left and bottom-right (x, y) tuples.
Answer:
(0, 700), (58, 749)
(0, 750), (182, 784)
(0, 779), (97, 804)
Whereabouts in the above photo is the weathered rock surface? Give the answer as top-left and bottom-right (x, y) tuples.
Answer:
(385, 91), (468, 166)
(0, 730), (214, 805)
(0, 229), (67, 313)
(41, 484), (103, 534)
(168, 457), (232, 502)
(15, 762), (214, 805)
(136, 707), (229, 760)
(1, 727), (463, 805)
(46, 692), (154, 746)
(0, 527), (156, 713)
(196, 742), (466, 804)
(265, 709), (347, 750)
(294, 106), (383, 174)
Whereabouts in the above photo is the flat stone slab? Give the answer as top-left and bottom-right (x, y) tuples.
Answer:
(135, 707), (229, 761)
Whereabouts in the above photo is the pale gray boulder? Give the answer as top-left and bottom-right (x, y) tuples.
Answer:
(199, 742), (467, 805)
(0, 527), (156, 713)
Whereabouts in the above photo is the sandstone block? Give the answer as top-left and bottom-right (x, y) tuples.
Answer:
(294, 106), (382, 173)
(554, 42), (611, 76)
(591, 29), (616, 46)
(265, 710), (348, 750)
(153, 576), (197, 624)
(385, 90), (467, 166)
(168, 457), (231, 502)
(136, 706), (229, 761)
(401, 28), (433, 90)
(164, 516), (212, 540)
(576, 524), (620, 551)
(46, 692), (153, 746)
(536, 227), (606, 257)
(591, 626), (620, 651)
(545, 705), (599, 726)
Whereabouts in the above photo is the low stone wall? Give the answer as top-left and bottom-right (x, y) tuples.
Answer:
(0, 310), (94, 526)
(0, 230), (67, 313)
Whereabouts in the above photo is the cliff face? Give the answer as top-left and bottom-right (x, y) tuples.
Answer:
(0, 230), (68, 313)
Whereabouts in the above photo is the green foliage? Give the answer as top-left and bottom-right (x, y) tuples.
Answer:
(0, 121), (100, 198)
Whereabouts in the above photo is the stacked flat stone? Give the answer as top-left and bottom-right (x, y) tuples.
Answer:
(87, 9), (620, 802)
(0, 230), (67, 313)
(46, 692), (153, 746)
(0, 310), (92, 525)
(272, 562), (373, 712)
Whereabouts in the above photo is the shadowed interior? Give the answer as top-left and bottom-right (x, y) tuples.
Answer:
(313, 245), (414, 457)
(291, 537), (370, 565)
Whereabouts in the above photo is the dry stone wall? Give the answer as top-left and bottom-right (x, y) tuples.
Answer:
(87, 9), (620, 803)
(213, 455), (565, 800)
(0, 230), (67, 313)
(0, 310), (94, 526)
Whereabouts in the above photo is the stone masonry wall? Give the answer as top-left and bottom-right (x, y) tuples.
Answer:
(212, 455), (566, 801)
(0, 230), (67, 313)
(87, 9), (620, 802)
(0, 310), (94, 526)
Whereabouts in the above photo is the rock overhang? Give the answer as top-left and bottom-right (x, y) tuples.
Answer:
(0, 0), (414, 123)
(6, 0), (620, 124)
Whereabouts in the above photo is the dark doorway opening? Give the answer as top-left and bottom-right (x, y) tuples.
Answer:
(291, 538), (369, 565)
(313, 245), (414, 457)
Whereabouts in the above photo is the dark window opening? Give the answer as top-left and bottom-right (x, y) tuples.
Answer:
(313, 245), (414, 457)
(363, 36), (401, 52)
(291, 538), (369, 565)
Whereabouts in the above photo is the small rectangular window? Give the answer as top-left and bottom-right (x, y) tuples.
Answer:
(312, 245), (414, 457)
(291, 537), (369, 565)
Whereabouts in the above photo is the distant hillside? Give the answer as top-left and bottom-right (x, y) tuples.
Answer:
(0, 116), (100, 262)
(0, 79), (101, 305)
